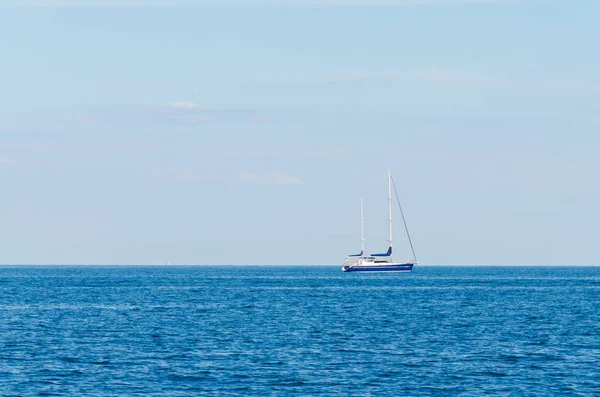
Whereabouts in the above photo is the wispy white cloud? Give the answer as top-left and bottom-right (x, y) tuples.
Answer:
(2, 102), (273, 135)
(56, 113), (97, 125)
(152, 169), (302, 186)
(21, 102), (269, 128)
(240, 171), (302, 186)
(166, 101), (202, 109)
(152, 168), (225, 182)
(263, 66), (599, 95)
(296, 67), (521, 89)
(1, 0), (523, 7)
(161, 102), (211, 125)
(160, 102), (272, 125)
(409, 67), (521, 89)
(0, 155), (14, 165)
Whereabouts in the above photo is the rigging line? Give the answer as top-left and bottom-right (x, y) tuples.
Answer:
(390, 174), (418, 263)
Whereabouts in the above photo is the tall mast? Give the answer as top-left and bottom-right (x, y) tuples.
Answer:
(360, 197), (364, 258)
(388, 170), (393, 263)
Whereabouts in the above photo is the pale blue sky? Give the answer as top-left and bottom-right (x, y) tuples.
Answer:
(0, 0), (599, 265)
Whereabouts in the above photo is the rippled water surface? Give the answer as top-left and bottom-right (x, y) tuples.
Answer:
(1, 266), (599, 395)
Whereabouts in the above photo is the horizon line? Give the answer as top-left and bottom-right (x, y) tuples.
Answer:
(0, 263), (598, 267)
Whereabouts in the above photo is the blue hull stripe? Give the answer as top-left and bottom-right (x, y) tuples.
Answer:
(342, 264), (414, 273)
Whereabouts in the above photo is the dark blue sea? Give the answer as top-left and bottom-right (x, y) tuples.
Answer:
(0, 266), (599, 396)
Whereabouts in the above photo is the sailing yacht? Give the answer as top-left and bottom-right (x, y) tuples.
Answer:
(342, 171), (417, 273)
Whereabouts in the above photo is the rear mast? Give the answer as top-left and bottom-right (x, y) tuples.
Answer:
(360, 197), (365, 259)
